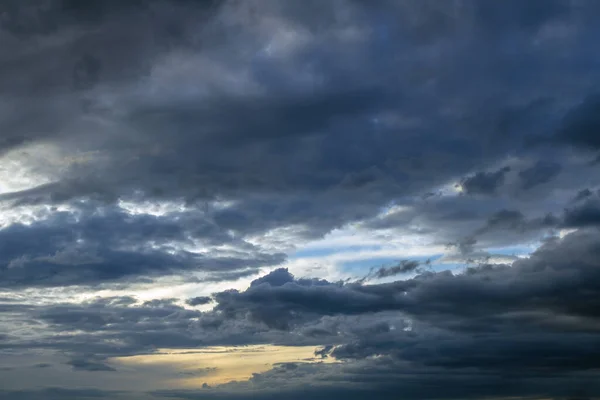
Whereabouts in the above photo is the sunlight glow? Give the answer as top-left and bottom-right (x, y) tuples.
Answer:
(113, 345), (338, 388)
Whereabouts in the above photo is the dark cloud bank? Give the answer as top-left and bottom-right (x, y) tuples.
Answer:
(2, 0), (600, 399)
(2, 228), (600, 399)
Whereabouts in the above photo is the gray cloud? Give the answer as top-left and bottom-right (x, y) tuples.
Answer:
(0, 204), (285, 287)
(66, 357), (116, 372)
(1, 230), (600, 399)
(0, 0), (597, 287)
(0, 0), (586, 236)
(367, 260), (423, 280)
(186, 296), (213, 306)
(557, 93), (600, 150)
(215, 229), (600, 330)
(518, 160), (562, 190)
(573, 188), (594, 202)
(2, 1), (600, 399)
(563, 197), (600, 228)
(480, 209), (527, 232)
(0, 387), (123, 400)
(460, 166), (511, 196)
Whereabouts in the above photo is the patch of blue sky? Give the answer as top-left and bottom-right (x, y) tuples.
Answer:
(485, 245), (536, 257)
(290, 245), (383, 260)
(428, 262), (469, 273)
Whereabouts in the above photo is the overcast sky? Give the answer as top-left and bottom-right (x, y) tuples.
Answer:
(2, 1), (600, 399)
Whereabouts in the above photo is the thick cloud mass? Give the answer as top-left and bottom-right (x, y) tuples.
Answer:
(0, 204), (286, 287)
(3, 1), (600, 399)
(3, 229), (600, 399)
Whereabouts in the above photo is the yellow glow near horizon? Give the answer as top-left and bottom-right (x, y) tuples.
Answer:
(112, 345), (338, 388)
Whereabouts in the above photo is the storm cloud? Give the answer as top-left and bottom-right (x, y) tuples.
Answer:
(3, 1), (600, 399)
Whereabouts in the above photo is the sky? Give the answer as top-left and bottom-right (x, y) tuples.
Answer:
(1, 1), (600, 399)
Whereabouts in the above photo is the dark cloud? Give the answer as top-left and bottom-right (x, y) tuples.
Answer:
(0, 0), (584, 245)
(202, 230), (600, 399)
(2, 230), (600, 398)
(66, 357), (116, 372)
(573, 188), (594, 202)
(72, 53), (102, 91)
(2, 1), (600, 399)
(460, 167), (511, 196)
(0, 387), (122, 400)
(35, 295), (201, 336)
(0, 0), (596, 290)
(186, 296), (213, 306)
(218, 230), (600, 330)
(369, 260), (422, 279)
(518, 160), (562, 190)
(250, 268), (295, 288)
(480, 209), (526, 231)
(558, 94), (600, 150)
(563, 198), (600, 228)
(0, 204), (285, 287)
(314, 345), (334, 359)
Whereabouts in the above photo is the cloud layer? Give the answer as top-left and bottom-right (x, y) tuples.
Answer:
(2, 1), (600, 399)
